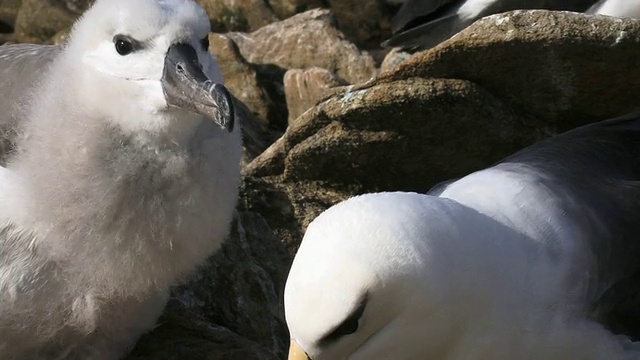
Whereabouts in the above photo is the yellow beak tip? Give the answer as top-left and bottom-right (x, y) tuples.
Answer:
(288, 340), (310, 360)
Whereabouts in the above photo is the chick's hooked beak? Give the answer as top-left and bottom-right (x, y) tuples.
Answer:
(161, 43), (234, 132)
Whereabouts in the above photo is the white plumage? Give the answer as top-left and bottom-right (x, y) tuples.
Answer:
(0, 0), (241, 358)
(285, 114), (640, 359)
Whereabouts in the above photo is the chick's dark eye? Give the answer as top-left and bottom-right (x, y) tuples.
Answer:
(200, 36), (209, 50)
(115, 38), (133, 56)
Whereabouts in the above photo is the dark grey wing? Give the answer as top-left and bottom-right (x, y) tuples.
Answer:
(383, 4), (466, 50)
(384, 0), (468, 50)
(496, 112), (640, 339)
(0, 43), (62, 164)
(383, 0), (600, 50)
(390, 0), (459, 34)
(584, 0), (607, 14)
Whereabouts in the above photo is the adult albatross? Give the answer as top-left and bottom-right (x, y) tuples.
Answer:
(285, 112), (640, 359)
(0, 0), (241, 358)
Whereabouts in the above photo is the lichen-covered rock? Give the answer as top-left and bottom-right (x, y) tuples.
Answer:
(380, 10), (640, 128)
(247, 11), (640, 190)
(284, 67), (347, 125)
(246, 77), (548, 191)
(227, 9), (377, 85)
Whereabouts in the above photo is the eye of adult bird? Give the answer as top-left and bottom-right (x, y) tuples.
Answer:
(113, 35), (135, 56)
(319, 296), (368, 345)
(331, 316), (359, 337)
(199, 36), (209, 50)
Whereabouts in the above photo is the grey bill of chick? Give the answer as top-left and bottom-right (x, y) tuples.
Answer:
(382, 0), (600, 51)
(0, 0), (242, 359)
(586, 0), (640, 18)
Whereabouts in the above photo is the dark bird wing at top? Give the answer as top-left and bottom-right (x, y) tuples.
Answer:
(390, 0), (457, 34)
(384, 0), (600, 50)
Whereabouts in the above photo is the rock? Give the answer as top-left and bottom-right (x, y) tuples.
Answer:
(379, 10), (640, 128)
(266, 0), (323, 19)
(227, 9), (377, 85)
(0, 0), (21, 33)
(196, 0), (278, 32)
(380, 47), (412, 73)
(197, 0), (392, 48)
(14, 0), (77, 43)
(246, 77), (547, 191)
(284, 67), (347, 125)
(0, 32), (16, 44)
(50, 27), (70, 45)
(234, 97), (281, 166)
(168, 205), (292, 358)
(209, 33), (287, 132)
(208, 33), (285, 164)
(246, 11), (640, 192)
(125, 300), (279, 360)
(325, 0), (390, 49)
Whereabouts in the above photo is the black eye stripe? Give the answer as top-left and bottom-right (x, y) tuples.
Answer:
(318, 294), (368, 346)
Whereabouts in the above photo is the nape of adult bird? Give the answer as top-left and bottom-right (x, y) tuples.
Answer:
(0, 0), (241, 359)
(382, 0), (600, 51)
(284, 112), (640, 360)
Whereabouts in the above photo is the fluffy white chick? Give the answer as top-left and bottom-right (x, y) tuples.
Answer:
(0, 0), (241, 358)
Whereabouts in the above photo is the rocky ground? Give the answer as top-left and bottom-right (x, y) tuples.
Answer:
(1, 1), (640, 359)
